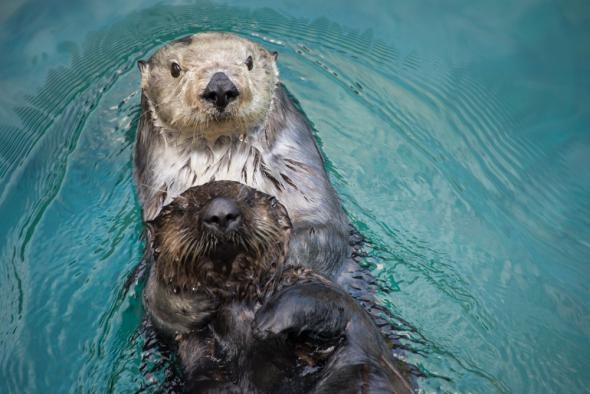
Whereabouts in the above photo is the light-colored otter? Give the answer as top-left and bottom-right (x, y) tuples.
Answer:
(143, 181), (413, 393)
(135, 32), (350, 277)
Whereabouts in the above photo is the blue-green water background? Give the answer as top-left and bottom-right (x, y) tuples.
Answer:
(0, 0), (589, 392)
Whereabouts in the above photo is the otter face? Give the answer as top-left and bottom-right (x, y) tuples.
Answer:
(149, 181), (291, 296)
(138, 32), (279, 140)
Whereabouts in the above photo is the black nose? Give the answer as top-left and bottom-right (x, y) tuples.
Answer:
(201, 72), (239, 111)
(202, 197), (242, 233)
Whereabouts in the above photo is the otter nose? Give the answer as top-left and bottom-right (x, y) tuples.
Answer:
(202, 197), (242, 233)
(201, 72), (239, 111)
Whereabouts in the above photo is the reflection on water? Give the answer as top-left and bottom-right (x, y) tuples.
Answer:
(0, 1), (588, 393)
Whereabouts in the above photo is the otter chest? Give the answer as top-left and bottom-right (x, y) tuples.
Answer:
(153, 142), (269, 206)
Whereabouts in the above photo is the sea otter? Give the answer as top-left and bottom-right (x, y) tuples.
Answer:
(143, 181), (413, 393)
(135, 32), (350, 277)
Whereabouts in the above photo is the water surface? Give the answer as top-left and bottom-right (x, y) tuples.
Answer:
(0, 0), (589, 392)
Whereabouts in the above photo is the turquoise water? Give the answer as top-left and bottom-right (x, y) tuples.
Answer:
(1, 0), (589, 392)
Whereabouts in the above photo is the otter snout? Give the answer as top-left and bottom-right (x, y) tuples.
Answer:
(201, 72), (239, 111)
(202, 197), (242, 233)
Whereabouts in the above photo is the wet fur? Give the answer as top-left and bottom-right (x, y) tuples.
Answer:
(143, 181), (290, 337)
(178, 267), (413, 394)
(135, 32), (350, 277)
(143, 181), (412, 393)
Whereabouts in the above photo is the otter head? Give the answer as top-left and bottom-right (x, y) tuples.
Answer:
(138, 32), (279, 140)
(149, 181), (291, 300)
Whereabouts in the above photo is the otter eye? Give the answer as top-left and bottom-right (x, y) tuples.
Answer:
(245, 56), (253, 71)
(170, 62), (181, 78)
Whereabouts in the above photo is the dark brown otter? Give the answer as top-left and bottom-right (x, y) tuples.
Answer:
(143, 180), (291, 337)
(143, 181), (413, 393)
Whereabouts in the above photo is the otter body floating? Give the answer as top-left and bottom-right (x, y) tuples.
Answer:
(143, 181), (413, 393)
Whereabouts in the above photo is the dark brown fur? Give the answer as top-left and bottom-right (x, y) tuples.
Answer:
(143, 181), (291, 337)
(152, 181), (290, 295)
(143, 181), (413, 393)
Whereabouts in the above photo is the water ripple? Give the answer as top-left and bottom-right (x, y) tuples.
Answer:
(0, 2), (588, 393)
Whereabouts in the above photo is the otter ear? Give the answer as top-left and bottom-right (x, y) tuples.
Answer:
(137, 60), (149, 74)
(271, 51), (278, 61)
(137, 60), (150, 87)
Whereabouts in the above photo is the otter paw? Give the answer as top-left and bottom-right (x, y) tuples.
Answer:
(253, 282), (350, 343)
